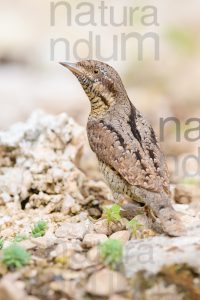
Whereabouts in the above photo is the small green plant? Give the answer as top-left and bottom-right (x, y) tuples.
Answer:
(31, 220), (48, 238)
(126, 218), (143, 237)
(13, 234), (28, 242)
(0, 239), (4, 249)
(103, 204), (121, 224)
(1, 243), (31, 269)
(99, 239), (123, 269)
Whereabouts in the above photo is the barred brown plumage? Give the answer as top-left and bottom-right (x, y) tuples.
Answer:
(60, 60), (185, 236)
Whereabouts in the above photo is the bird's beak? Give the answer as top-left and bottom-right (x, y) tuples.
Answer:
(59, 62), (83, 76)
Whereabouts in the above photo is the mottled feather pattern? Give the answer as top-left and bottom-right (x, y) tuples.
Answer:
(62, 59), (185, 236)
(87, 100), (169, 194)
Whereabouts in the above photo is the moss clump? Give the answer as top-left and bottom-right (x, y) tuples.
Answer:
(13, 234), (28, 242)
(1, 243), (31, 269)
(31, 220), (48, 238)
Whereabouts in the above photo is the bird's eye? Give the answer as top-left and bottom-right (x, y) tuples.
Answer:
(94, 69), (99, 74)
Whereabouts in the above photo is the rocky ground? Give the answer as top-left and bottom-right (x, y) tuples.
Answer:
(0, 111), (200, 300)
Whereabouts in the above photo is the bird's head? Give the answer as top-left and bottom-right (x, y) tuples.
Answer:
(60, 60), (127, 116)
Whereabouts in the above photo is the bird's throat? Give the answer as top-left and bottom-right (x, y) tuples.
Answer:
(81, 81), (115, 117)
(90, 94), (110, 116)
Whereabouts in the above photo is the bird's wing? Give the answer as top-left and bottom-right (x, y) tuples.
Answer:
(87, 102), (169, 194)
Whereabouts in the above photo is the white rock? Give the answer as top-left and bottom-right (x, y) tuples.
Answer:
(31, 235), (57, 249)
(110, 231), (130, 244)
(62, 195), (75, 212)
(0, 216), (12, 226)
(50, 239), (82, 258)
(50, 280), (83, 299)
(125, 227), (200, 277)
(0, 192), (11, 203)
(19, 240), (37, 250)
(0, 111), (87, 211)
(69, 253), (92, 270)
(87, 246), (100, 262)
(0, 278), (25, 300)
(82, 233), (108, 248)
(94, 219), (124, 235)
(86, 268), (128, 296)
(70, 203), (81, 214)
(55, 220), (91, 239)
(94, 219), (110, 235)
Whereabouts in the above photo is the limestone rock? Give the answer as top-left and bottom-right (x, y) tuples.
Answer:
(82, 233), (108, 248)
(87, 246), (100, 263)
(86, 268), (128, 296)
(50, 280), (83, 299)
(174, 183), (200, 204)
(69, 253), (92, 270)
(0, 111), (111, 212)
(31, 234), (57, 249)
(94, 219), (125, 235)
(55, 220), (92, 239)
(0, 274), (38, 300)
(110, 231), (130, 244)
(18, 240), (37, 250)
(124, 227), (200, 277)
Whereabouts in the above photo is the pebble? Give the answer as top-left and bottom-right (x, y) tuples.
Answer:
(94, 219), (125, 235)
(50, 239), (82, 258)
(31, 235), (57, 249)
(50, 280), (82, 299)
(55, 220), (91, 239)
(110, 230), (130, 244)
(1, 192), (11, 203)
(87, 246), (100, 262)
(0, 278), (25, 300)
(0, 274), (39, 300)
(133, 214), (151, 230)
(174, 184), (200, 204)
(82, 233), (108, 248)
(86, 268), (128, 296)
(94, 219), (110, 235)
(69, 253), (92, 270)
(62, 195), (75, 212)
(19, 240), (37, 250)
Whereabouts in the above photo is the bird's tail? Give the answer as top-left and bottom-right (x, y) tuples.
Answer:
(133, 187), (186, 236)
